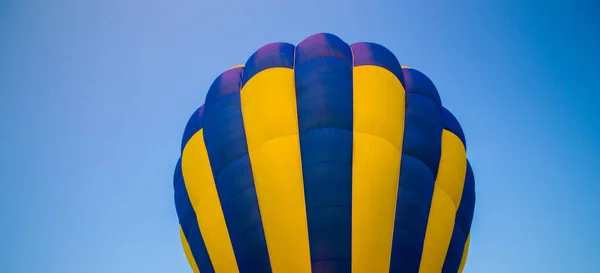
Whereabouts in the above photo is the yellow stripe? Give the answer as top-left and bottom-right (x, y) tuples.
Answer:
(458, 234), (471, 273)
(180, 227), (200, 273)
(240, 67), (312, 273)
(352, 65), (406, 273)
(230, 64), (245, 69)
(182, 131), (239, 273)
(418, 130), (467, 273)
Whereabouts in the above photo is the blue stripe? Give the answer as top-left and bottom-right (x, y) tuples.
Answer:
(390, 67), (443, 272)
(401, 68), (442, 108)
(442, 107), (466, 147)
(350, 42), (404, 85)
(241, 42), (295, 85)
(461, 161), (475, 235)
(441, 160), (476, 273)
(181, 106), (204, 152)
(174, 158), (215, 273)
(202, 68), (272, 273)
(295, 33), (353, 273)
(205, 67), (244, 106)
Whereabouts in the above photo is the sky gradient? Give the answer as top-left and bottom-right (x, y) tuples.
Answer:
(1, 0), (599, 272)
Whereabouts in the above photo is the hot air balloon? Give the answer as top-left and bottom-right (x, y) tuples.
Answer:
(173, 33), (475, 273)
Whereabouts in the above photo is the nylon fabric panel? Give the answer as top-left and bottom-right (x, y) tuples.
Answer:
(418, 130), (467, 273)
(390, 155), (435, 273)
(174, 158), (214, 273)
(390, 67), (443, 273)
(351, 64), (405, 273)
(441, 108), (466, 147)
(400, 68), (442, 111)
(351, 42), (404, 85)
(441, 222), (466, 273)
(203, 67), (272, 273)
(181, 106), (205, 153)
(294, 33), (354, 273)
(242, 42), (295, 85)
(182, 131), (240, 273)
(458, 234), (470, 272)
(240, 67), (312, 273)
(180, 227), (201, 273)
(442, 161), (475, 273)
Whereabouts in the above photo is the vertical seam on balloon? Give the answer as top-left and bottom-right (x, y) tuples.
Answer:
(349, 44), (355, 269)
(418, 129), (467, 273)
(442, 159), (475, 272)
(207, 67), (273, 273)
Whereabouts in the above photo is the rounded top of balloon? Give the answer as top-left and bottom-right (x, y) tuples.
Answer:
(173, 32), (475, 273)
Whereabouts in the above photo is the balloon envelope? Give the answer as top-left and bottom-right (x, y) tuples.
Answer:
(174, 33), (475, 273)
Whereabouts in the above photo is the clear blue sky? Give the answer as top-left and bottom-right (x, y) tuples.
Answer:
(1, 0), (599, 272)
